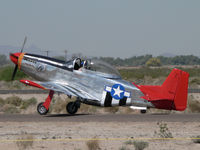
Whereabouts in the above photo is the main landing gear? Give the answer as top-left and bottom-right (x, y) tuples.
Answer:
(66, 100), (81, 115)
(37, 91), (81, 115)
(37, 102), (49, 115)
(37, 90), (54, 115)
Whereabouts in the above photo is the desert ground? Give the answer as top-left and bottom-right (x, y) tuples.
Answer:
(0, 120), (200, 150)
(0, 93), (199, 150)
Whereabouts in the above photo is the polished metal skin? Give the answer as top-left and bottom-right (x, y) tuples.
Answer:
(19, 53), (154, 108)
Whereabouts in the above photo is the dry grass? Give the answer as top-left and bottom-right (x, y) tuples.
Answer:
(79, 103), (98, 114)
(188, 95), (200, 113)
(132, 141), (149, 150)
(1, 104), (20, 114)
(51, 96), (68, 113)
(119, 146), (130, 150)
(154, 122), (173, 138)
(104, 106), (119, 114)
(124, 140), (149, 150)
(5, 96), (22, 106)
(86, 139), (100, 150)
(0, 96), (38, 114)
(188, 100), (200, 113)
(16, 131), (34, 150)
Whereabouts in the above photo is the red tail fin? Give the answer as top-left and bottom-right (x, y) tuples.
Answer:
(134, 69), (189, 111)
(162, 68), (189, 110)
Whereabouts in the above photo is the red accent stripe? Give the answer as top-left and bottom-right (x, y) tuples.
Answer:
(20, 80), (46, 90)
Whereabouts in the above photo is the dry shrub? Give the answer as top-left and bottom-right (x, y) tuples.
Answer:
(188, 100), (200, 113)
(52, 97), (67, 113)
(119, 146), (130, 150)
(16, 131), (34, 150)
(2, 104), (20, 114)
(104, 106), (119, 114)
(79, 103), (97, 114)
(0, 97), (5, 106)
(155, 122), (173, 138)
(5, 96), (22, 106)
(86, 139), (100, 150)
(124, 140), (148, 150)
(20, 97), (37, 110)
(121, 107), (134, 114)
(133, 141), (149, 150)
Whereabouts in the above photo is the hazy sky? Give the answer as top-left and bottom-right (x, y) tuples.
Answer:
(0, 0), (200, 58)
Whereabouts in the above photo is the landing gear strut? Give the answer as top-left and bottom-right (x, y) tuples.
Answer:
(37, 90), (54, 115)
(66, 100), (81, 115)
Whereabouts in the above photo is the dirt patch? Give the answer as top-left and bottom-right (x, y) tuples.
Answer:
(0, 121), (199, 150)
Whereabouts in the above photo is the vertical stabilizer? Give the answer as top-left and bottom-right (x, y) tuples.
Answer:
(135, 68), (189, 111)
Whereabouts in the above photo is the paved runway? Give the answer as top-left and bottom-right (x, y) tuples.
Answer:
(0, 113), (199, 122)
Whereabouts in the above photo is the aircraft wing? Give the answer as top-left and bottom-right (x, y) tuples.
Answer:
(20, 79), (97, 100)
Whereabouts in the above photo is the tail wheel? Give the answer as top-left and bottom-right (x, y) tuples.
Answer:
(66, 102), (78, 114)
(37, 102), (49, 115)
(140, 110), (147, 114)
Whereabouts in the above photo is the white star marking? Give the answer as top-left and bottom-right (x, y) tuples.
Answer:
(113, 86), (124, 97)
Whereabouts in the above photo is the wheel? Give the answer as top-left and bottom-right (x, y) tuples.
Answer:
(37, 102), (49, 115)
(140, 109), (147, 114)
(66, 102), (78, 114)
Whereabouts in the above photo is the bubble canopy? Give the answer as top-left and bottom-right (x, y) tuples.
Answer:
(65, 58), (121, 79)
(85, 59), (121, 79)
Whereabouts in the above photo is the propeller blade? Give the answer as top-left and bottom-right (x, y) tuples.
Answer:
(20, 36), (27, 53)
(11, 65), (18, 80)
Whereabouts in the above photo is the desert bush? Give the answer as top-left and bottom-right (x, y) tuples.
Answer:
(79, 104), (98, 114)
(20, 98), (37, 109)
(104, 106), (119, 114)
(0, 97), (5, 106)
(192, 135), (200, 144)
(119, 146), (130, 150)
(188, 100), (200, 113)
(2, 104), (20, 114)
(145, 57), (161, 67)
(52, 97), (67, 113)
(5, 96), (22, 106)
(86, 139), (100, 150)
(16, 131), (34, 150)
(133, 141), (149, 150)
(155, 122), (173, 138)
(124, 140), (133, 145)
(190, 78), (200, 85)
(123, 107), (134, 114)
(124, 140), (149, 150)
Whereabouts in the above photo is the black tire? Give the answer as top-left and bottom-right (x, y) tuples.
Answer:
(37, 102), (49, 115)
(66, 102), (78, 114)
(140, 109), (147, 114)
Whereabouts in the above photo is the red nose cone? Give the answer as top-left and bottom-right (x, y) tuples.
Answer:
(10, 53), (21, 65)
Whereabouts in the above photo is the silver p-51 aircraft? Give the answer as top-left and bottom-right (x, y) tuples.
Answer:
(10, 38), (190, 115)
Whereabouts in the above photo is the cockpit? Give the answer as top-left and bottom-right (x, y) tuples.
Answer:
(65, 58), (121, 79)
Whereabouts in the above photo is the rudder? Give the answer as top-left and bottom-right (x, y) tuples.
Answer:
(161, 68), (189, 111)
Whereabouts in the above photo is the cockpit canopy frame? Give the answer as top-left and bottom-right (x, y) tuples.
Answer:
(65, 58), (121, 79)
